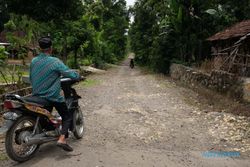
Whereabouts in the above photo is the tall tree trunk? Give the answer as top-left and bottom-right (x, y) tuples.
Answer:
(74, 47), (78, 68)
(62, 37), (67, 63)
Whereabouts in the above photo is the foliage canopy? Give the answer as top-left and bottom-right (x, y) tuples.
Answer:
(129, 0), (250, 73)
(1, 0), (129, 68)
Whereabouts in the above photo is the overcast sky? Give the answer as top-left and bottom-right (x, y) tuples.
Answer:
(126, 0), (136, 22)
(126, 0), (136, 7)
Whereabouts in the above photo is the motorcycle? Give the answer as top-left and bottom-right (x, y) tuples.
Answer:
(0, 77), (85, 162)
(130, 59), (134, 69)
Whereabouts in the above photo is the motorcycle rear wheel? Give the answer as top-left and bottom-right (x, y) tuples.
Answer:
(73, 107), (84, 139)
(5, 116), (41, 162)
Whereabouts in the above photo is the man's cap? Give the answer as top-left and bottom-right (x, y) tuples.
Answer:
(38, 37), (52, 49)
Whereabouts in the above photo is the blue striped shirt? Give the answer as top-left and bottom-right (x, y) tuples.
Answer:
(30, 53), (79, 102)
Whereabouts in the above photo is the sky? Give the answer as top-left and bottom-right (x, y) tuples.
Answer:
(126, 0), (136, 7)
(126, 0), (136, 22)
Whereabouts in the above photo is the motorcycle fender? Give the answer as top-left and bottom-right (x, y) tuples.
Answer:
(0, 111), (22, 135)
(0, 120), (15, 135)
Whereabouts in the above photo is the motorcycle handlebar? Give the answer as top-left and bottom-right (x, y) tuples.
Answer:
(60, 76), (86, 83)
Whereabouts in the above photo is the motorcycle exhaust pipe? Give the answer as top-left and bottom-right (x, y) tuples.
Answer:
(25, 133), (58, 146)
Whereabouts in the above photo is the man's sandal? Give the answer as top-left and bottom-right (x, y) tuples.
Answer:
(56, 142), (73, 152)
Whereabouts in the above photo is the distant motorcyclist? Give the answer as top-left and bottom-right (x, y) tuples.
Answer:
(130, 58), (134, 69)
(29, 37), (79, 152)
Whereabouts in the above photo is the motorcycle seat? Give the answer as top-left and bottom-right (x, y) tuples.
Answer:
(22, 96), (51, 108)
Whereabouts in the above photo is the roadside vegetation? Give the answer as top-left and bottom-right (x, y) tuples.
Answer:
(81, 79), (101, 88)
(129, 0), (250, 73)
(0, 0), (129, 95)
(0, 0), (129, 69)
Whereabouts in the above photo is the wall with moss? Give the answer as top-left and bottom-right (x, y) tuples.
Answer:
(170, 63), (246, 101)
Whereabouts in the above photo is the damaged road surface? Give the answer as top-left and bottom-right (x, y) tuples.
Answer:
(1, 63), (250, 167)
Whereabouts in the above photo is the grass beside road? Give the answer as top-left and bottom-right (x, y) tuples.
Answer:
(81, 79), (100, 87)
(0, 153), (8, 161)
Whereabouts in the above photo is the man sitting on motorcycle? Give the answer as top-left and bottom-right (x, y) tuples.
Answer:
(29, 37), (80, 152)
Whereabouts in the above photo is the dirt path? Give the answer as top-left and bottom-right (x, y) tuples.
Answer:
(1, 61), (250, 167)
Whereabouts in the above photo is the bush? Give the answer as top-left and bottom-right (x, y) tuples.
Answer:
(93, 57), (106, 69)
(0, 46), (8, 64)
(66, 53), (76, 69)
(79, 58), (92, 66)
(4, 20), (16, 31)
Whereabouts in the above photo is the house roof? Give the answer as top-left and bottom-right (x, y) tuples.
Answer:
(207, 20), (250, 41)
(0, 30), (26, 43)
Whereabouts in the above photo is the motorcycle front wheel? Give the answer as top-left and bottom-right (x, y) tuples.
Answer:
(73, 107), (84, 139)
(5, 116), (41, 162)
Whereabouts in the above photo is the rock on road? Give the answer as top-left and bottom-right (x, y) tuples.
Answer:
(1, 61), (250, 167)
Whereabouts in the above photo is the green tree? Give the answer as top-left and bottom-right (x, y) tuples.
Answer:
(0, 46), (8, 62)
(103, 0), (129, 62)
(129, 0), (250, 73)
(0, 0), (9, 32)
(6, 0), (83, 22)
(2, 0), (129, 69)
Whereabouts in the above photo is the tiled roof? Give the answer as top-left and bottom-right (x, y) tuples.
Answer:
(207, 20), (250, 41)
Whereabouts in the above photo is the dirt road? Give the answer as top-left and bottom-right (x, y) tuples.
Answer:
(1, 61), (250, 167)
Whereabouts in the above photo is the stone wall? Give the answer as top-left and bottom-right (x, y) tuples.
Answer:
(170, 63), (246, 101)
(243, 78), (250, 102)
